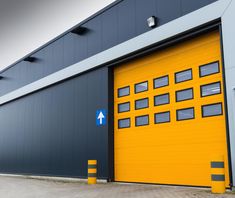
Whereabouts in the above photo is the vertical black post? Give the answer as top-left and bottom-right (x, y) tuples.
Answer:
(219, 24), (233, 188)
(108, 66), (114, 182)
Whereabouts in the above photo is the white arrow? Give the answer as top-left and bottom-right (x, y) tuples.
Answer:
(97, 111), (105, 125)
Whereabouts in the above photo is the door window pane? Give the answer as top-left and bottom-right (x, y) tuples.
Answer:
(200, 62), (219, 77)
(118, 102), (130, 113)
(177, 108), (194, 121)
(135, 115), (149, 126)
(154, 93), (170, 106)
(118, 118), (130, 129)
(118, 86), (130, 97)
(155, 112), (170, 124)
(175, 69), (192, 83)
(135, 81), (148, 93)
(135, 98), (149, 110)
(202, 103), (222, 117)
(201, 82), (221, 97)
(154, 76), (169, 89)
(176, 88), (193, 102)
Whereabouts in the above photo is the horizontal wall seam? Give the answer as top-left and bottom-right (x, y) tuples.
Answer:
(0, 0), (230, 106)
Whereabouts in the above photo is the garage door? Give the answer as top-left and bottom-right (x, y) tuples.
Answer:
(114, 30), (230, 187)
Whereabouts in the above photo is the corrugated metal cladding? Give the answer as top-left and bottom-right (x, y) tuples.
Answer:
(0, 0), (217, 97)
(0, 67), (110, 178)
(0, 0), (217, 178)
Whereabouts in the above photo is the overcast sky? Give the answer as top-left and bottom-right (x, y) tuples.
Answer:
(0, 0), (115, 71)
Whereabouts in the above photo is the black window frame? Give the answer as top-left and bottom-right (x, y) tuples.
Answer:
(118, 118), (131, 129)
(176, 107), (195, 121)
(200, 81), (221, 97)
(134, 81), (148, 94)
(153, 75), (169, 89)
(175, 87), (194, 102)
(175, 68), (193, 84)
(118, 102), (130, 113)
(201, 102), (223, 118)
(199, 61), (220, 78)
(154, 93), (170, 106)
(135, 115), (149, 127)
(118, 86), (130, 98)
(154, 111), (171, 124)
(135, 98), (149, 110)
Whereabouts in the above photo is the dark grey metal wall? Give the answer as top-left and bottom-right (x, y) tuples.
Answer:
(0, 67), (110, 178)
(0, 0), (217, 178)
(0, 0), (217, 96)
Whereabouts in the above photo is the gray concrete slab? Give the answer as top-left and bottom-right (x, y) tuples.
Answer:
(0, 176), (234, 198)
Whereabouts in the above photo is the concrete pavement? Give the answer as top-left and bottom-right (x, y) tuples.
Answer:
(0, 176), (234, 198)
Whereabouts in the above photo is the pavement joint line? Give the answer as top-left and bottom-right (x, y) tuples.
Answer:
(0, 174), (107, 183)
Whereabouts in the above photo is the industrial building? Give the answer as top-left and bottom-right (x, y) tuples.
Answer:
(0, 0), (235, 189)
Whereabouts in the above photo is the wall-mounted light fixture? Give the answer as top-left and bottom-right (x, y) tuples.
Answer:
(24, 57), (37, 62)
(147, 16), (157, 28)
(71, 26), (88, 35)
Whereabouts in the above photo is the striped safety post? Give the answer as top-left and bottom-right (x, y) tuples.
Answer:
(211, 156), (225, 194)
(88, 160), (97, 184)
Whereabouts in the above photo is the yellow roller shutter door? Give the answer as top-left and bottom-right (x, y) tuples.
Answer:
(114, 30), (230, 187)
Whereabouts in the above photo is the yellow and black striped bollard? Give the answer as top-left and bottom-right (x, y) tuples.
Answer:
(88, 160), (97, 184)
(211, 156), (225, 194)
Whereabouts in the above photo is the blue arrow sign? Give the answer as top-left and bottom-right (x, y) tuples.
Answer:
(96, 109), (106, 126)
